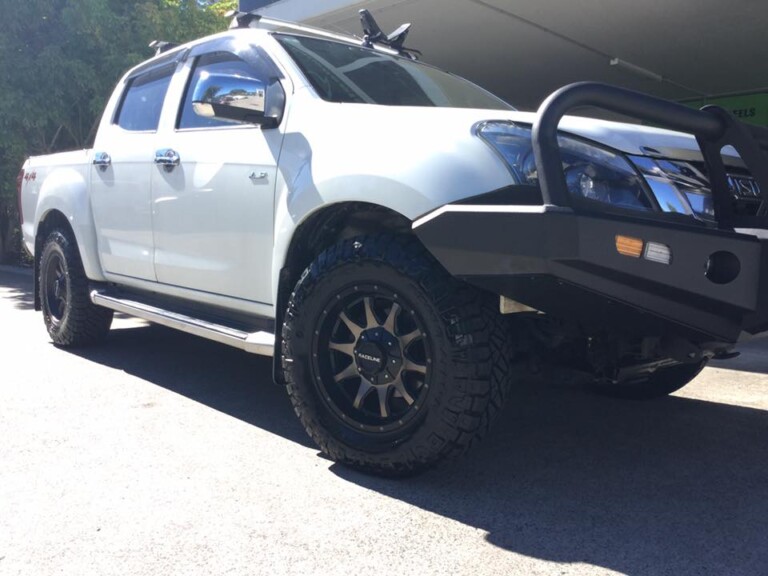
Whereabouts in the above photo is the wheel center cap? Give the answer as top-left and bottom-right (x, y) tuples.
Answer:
(355, 328), (403, 384)
(355, 342), (385, 374)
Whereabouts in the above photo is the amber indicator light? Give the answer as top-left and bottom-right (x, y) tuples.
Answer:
(615, 235), (644, 258)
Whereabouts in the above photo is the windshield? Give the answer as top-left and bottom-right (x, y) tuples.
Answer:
(275, 33), (513, 110)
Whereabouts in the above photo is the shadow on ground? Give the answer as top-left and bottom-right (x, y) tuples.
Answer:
(0, 267), (35, 311)
(76, 320), (768, 576)
(71, 323), (313, 448)
(6, 267), (767, 574)
(334, 374), (768, 575)
(711, 336), (768, 375)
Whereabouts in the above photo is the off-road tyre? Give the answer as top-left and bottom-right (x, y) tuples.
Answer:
(282, 235), (513, 477)
(39, 229), (113, 347)
(591, 360), (707, 400)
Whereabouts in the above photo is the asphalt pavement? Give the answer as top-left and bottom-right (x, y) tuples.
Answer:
(1, 265), (767, 576)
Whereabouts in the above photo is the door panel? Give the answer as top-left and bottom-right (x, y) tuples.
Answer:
(91, 138), (157, 280)
(150, 50), (284, 305)
(90, 64), (175, 281)
(151, 127), (279, 303)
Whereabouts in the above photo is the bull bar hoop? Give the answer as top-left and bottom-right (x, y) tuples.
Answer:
(532, 82), (768, 229)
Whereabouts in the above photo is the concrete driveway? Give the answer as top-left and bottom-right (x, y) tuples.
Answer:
(1, 266), (767, 576)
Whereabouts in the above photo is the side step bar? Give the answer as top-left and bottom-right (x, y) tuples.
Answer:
(90, 290), (274, 356)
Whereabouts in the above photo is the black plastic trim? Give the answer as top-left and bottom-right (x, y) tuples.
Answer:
(94, 284), (274, 334)
(414, 204), (768, 343)
(126, 48), (189, 81)
(188, 37), (284, 80)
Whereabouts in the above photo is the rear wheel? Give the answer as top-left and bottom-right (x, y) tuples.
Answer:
(39, 230), (113, 346)
(591, 360), (707, 400)
(282, 235), (513, 476)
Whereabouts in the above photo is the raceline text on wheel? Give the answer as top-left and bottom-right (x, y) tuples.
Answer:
(282, 235), (513, 476)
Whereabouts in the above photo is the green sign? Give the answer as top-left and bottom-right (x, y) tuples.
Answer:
(685, 93), (768, 126)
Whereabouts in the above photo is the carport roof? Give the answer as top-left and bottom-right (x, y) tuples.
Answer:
(256, 0), (768, 112)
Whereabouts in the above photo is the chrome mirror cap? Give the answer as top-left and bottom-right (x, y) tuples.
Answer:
(192, 73), (267, 124)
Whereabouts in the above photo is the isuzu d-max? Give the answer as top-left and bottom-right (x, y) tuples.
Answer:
(18, 11), (768, 476)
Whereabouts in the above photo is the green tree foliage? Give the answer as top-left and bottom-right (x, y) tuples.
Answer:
(0, 0), (231, 263)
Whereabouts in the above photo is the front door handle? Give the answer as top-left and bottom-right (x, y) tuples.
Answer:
(93, 152), (111, 171)
(154, 148), (181, 171)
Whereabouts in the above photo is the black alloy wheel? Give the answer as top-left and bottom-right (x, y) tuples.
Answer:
(282, 234), (513, 477)
(312, 286), (431, 434)
(42, 248), (69, 327)
(39, 229), (113, 346)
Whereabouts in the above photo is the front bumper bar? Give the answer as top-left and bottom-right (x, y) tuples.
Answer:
(414, 82), (768, 344)
(414, 205), (768, 343)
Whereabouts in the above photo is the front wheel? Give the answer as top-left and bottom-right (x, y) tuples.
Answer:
(282, 235), (513, 477)
(591, 360), (707, 400)
(39, 230), (113, 346)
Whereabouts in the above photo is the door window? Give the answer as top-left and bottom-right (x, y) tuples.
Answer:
(114, 64), (175, 132)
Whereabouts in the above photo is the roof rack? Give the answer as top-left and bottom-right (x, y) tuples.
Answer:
(226, 9), (421, 60)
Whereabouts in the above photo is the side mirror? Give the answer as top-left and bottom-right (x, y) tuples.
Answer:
(192, 73), (284, 128)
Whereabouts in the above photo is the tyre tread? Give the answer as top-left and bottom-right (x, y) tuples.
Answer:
(282, 234), (514, 476)
(39, 230), (112, 347)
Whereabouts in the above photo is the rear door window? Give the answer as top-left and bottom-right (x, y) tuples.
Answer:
(115, 65), (175, 132)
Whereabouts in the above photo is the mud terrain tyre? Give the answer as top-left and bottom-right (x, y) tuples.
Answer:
(282, 235), (512, 476)
(39, 230), (113, 346)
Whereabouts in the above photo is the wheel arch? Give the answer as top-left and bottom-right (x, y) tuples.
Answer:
(33, 163), (105, 287)
(271, 202), (416, 383)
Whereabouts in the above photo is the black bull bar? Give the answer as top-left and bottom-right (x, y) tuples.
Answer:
(414, 83), (768, 343)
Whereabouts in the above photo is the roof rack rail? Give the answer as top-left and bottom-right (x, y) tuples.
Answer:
(148, 40), (179, 56)
(225, 9), (421, 60)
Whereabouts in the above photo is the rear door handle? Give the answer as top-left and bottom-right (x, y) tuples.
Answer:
(154, 148), (181, 171)
(93, 152), (111, 171)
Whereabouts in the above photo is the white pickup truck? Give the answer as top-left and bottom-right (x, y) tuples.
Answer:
(18, 11), (768, 476)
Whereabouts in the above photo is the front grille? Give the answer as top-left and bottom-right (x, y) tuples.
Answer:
(727, 173), (761, 200)
(725, 170), (761, 216)
(691, 162), (762, 216)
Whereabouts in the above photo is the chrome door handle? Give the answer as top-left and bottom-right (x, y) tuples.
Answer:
(93, 152), (111, 171)
(154, 148), (181, 171)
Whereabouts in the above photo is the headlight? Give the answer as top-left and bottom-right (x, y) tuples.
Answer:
(630, 156), (715, 221)
(478, 121), (654, 212)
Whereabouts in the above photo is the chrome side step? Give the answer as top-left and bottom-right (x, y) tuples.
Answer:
(90, 290), (274, 356)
